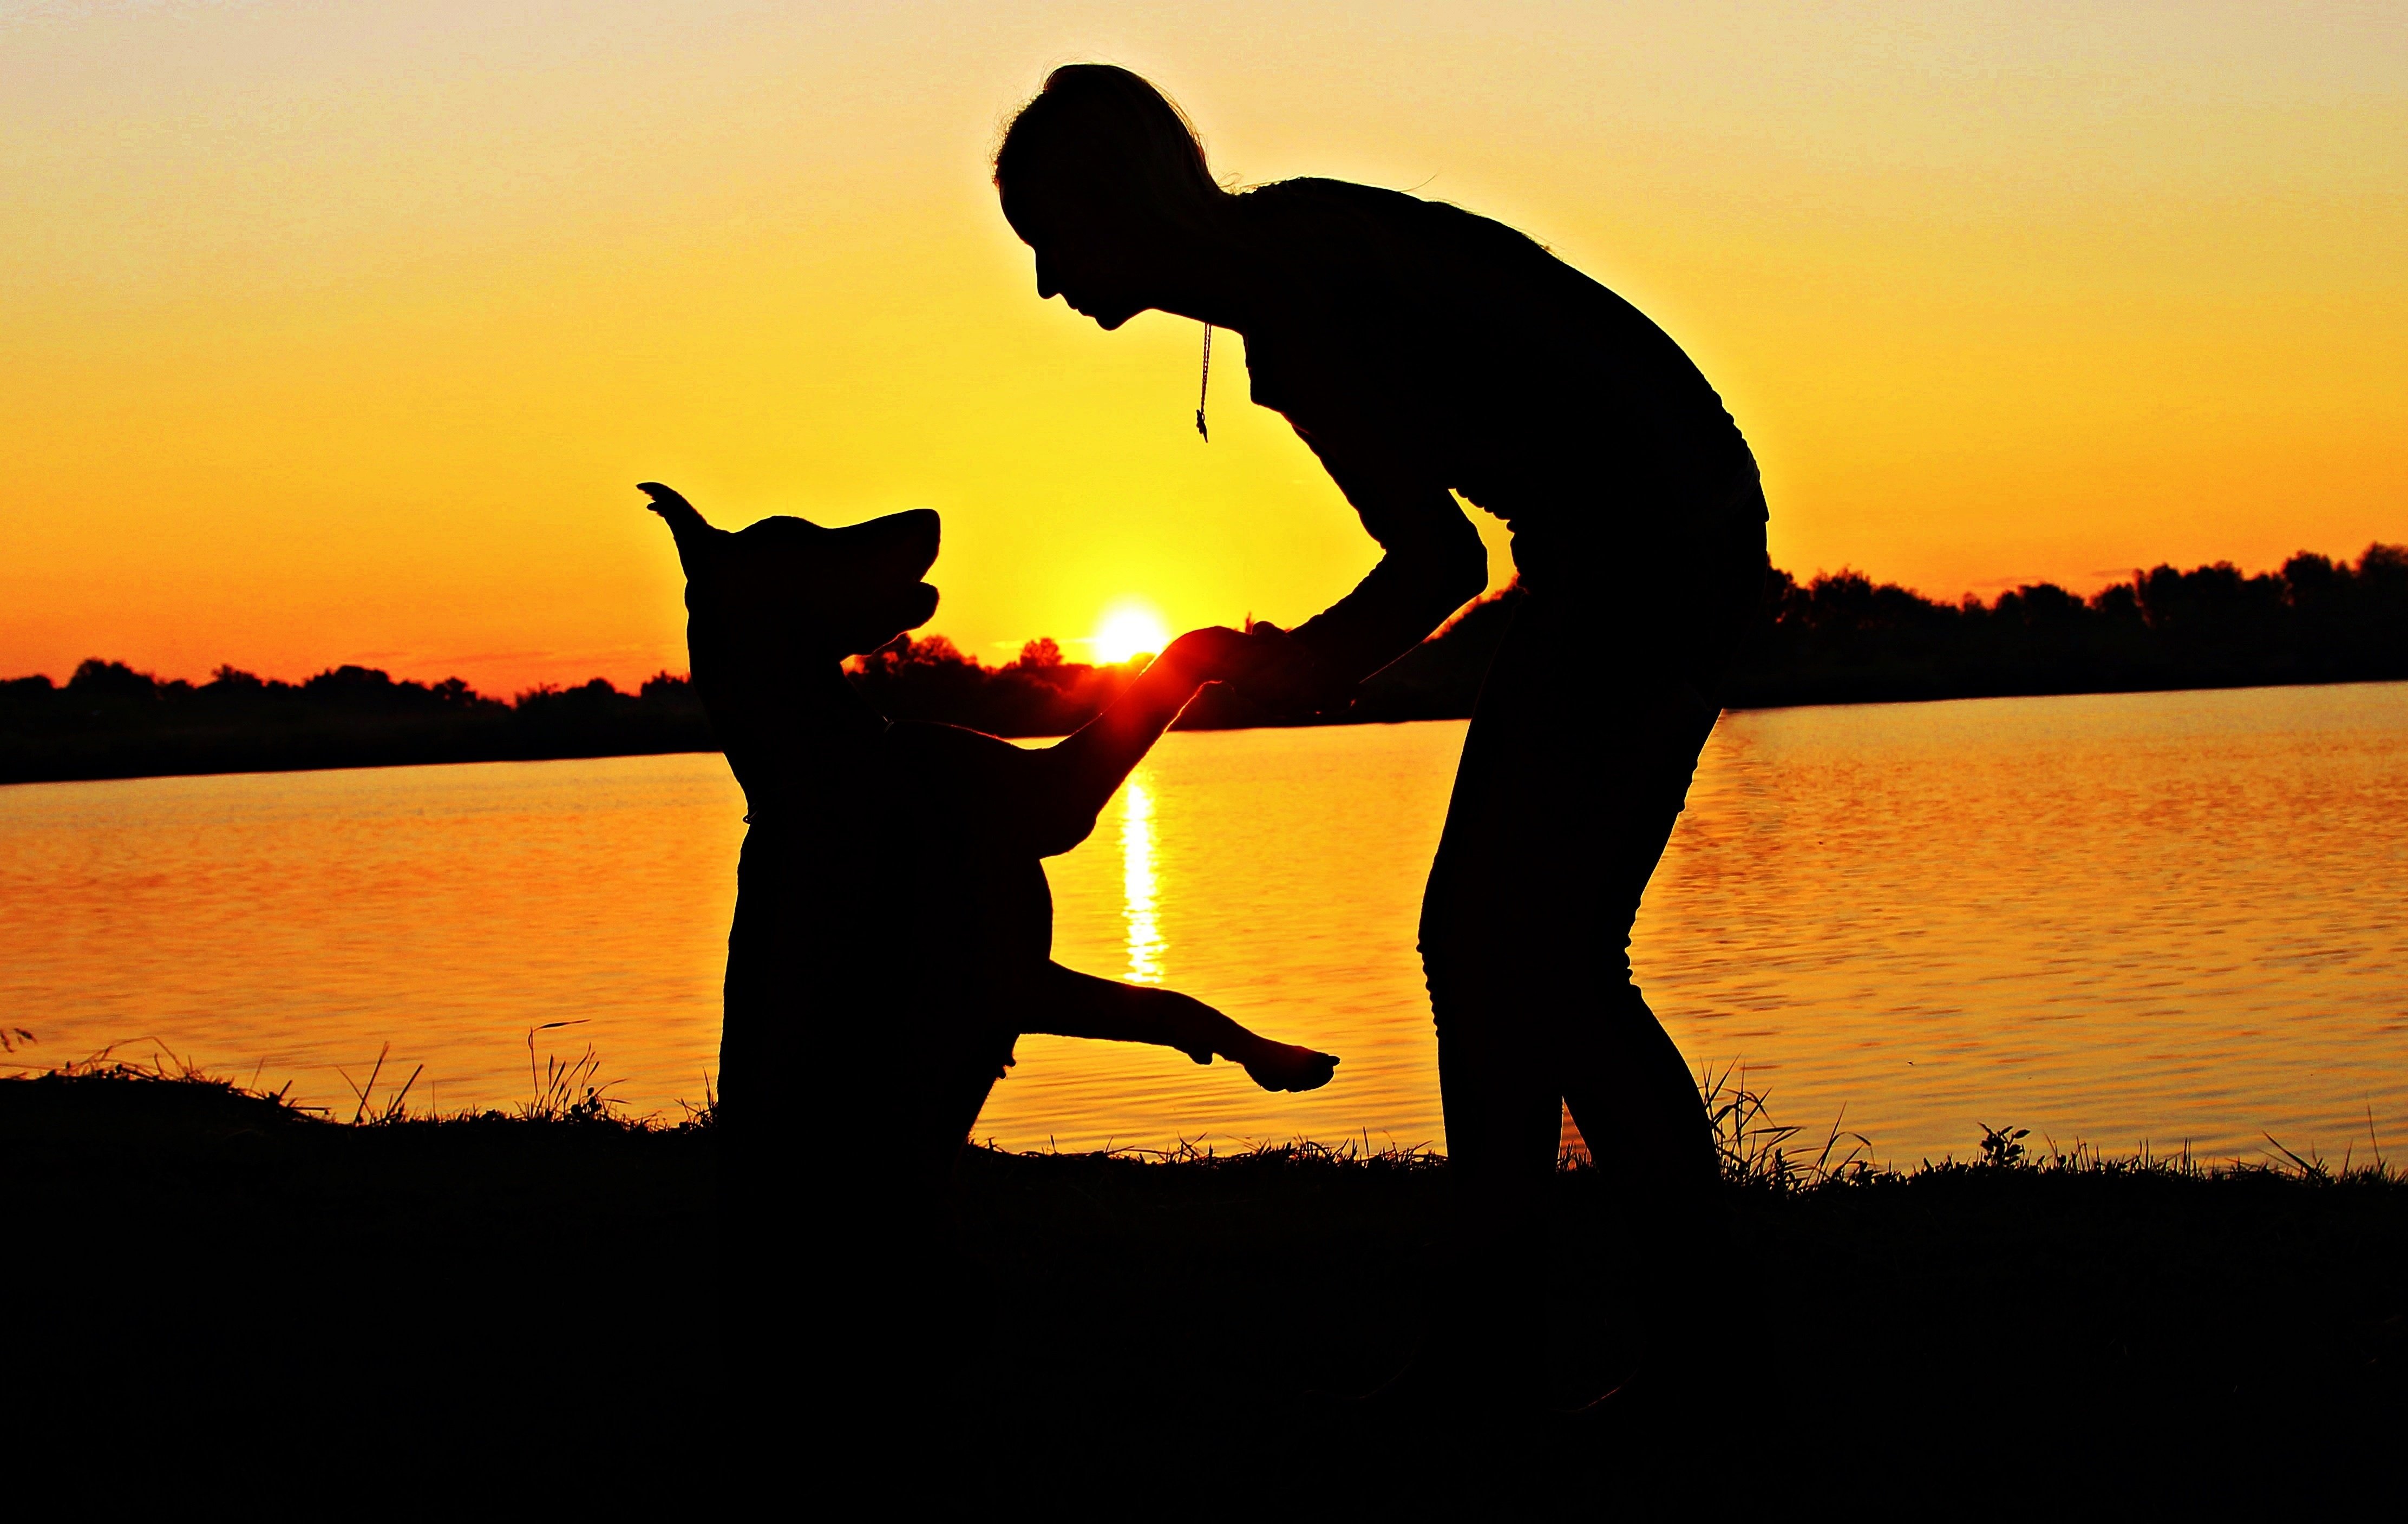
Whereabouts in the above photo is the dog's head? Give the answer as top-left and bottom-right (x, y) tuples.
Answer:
(640, 482), (940, 660)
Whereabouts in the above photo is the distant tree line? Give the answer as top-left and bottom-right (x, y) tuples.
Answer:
(0, 662), (712, 786)
(848, 635), (1141, 735)
(4, 543), (2401, 785)
(862, 542), (2408, 725)
(1726, 541), (2408, 708)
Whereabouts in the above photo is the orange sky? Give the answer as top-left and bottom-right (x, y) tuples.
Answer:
(3, 1), (2402, 693)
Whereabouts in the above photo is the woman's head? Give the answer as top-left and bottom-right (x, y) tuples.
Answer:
(994, 64), (1228, 329)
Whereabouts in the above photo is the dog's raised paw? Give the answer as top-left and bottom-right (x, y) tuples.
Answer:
(1244, 1046), (1339, 1094)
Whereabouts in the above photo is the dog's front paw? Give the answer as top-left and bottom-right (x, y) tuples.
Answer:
(1243, 1045), (1338, 1094)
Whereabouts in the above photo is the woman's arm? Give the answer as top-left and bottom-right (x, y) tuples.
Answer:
(1246, 422), (1489, 717)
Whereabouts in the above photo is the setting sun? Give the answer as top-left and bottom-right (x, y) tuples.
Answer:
(1091, 603), (1170, 666)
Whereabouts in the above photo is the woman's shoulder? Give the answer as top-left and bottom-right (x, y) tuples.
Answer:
(1242, 175), (1418, 214)
(1241, 179), (1597, 336)
(1242, 178), (1539, 255)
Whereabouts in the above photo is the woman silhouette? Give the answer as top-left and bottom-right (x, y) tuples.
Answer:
(995, 65), (1768, 1398)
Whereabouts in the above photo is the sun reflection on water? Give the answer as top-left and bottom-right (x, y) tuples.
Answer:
(1120, 768), (1164, 984)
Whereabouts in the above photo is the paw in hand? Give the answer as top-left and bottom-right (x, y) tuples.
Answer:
(1242, 1043), (1340, 1094)
(1161, 625), (1258, 684)
(1224, 624), (1349, 719)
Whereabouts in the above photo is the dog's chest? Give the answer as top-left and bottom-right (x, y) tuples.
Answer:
(888, 803), (1054, 964)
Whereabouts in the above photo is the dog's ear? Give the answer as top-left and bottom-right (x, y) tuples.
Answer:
(638, 482), (729, 572)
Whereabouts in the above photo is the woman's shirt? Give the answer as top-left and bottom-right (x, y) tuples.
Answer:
(1236, 178), (1758, 585)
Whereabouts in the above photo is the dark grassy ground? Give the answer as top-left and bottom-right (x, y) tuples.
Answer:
(8, 1067), (2404, 1506)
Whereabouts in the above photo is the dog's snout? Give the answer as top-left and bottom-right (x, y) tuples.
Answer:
(829, 507), (940, 586)
(887, 509), (941, 580)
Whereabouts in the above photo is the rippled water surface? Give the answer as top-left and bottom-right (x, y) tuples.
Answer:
(5, 684), (2404, 1161)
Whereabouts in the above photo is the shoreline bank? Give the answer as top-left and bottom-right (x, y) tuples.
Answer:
(9, 1066), (2404, 1496)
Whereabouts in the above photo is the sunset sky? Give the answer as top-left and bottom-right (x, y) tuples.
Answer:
(4, 1), (2402, 693)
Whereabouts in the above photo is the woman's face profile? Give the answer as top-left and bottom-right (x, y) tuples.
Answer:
(1005, 190), (1153, 331)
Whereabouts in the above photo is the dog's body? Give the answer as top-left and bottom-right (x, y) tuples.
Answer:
(642, 484), (1335, 1214)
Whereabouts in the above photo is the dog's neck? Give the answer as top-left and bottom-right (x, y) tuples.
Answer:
(782, 659), (886, 741)
(697, 648), (888, 817)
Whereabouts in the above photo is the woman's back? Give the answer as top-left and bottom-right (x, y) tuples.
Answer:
(1235, 178), (1754, 555)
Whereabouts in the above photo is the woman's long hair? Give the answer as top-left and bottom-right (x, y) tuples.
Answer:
(993, 64), (1225, 233)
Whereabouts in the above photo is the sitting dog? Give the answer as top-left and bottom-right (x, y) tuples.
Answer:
(641, 482), (1336, 1219)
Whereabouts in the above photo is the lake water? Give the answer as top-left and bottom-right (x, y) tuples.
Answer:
(4, 683), (2404, 1164)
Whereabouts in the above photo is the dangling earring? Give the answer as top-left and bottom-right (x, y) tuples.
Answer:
(1194, 323), (1212, 442)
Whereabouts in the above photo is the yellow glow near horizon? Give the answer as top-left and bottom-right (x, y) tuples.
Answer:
(0, 3), (2400, 693)
(1092, 603), (1170, 667)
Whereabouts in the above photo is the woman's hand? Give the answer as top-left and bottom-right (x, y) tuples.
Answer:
(1220, 621), (1352, 719)
(1156, 625), (1259, 684)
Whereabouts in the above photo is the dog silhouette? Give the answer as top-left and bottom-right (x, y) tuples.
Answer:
(642, 483), (1334, 1218)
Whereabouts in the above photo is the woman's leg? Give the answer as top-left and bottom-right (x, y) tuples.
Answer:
(1561, 498), (1770, 1194)
(1422, 599), (1581, 1202)
(1552, 513), (1769, 1370)
(1418, 510), (1765, 1391)
(1553, 656), (1724, 1241)
(1416, 597), (1592, 1391)
(1424, 588), (1723, 1182)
